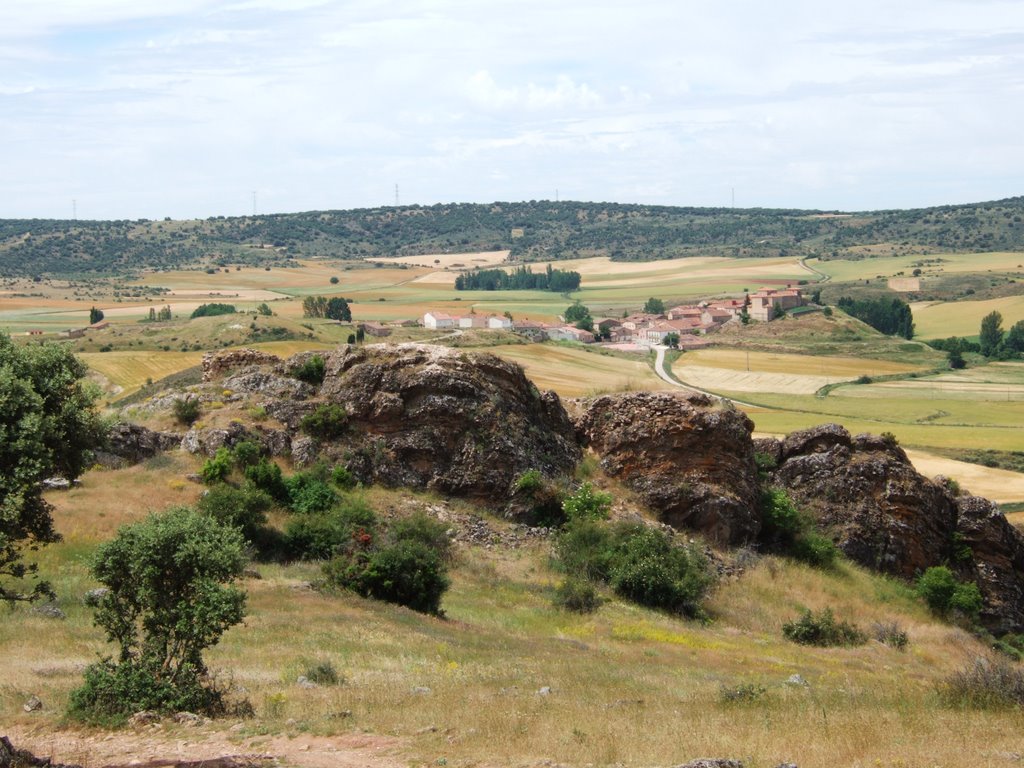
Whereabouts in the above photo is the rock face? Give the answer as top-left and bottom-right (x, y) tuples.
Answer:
(954, 495), (1024, 634)
(312, 344), (581, 499)
(764, 423), (1024, 632)
(97, 423), (182, 466)
(765, 425), (958, 577)
(575, 391), (760, 545)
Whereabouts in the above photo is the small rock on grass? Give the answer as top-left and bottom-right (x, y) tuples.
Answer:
(23, 696), (42, 712)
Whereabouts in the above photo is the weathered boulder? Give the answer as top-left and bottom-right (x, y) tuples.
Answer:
(308, 344), (580, 500)
(96, 423), (181, 467)
(0, 736), (81, 768)
(770, 425), (957, 577)
(202, 348), (281, 382)
(954, 495), (1024, 634)
(575, 392), (760, 545)
(223, 369), (315, 400)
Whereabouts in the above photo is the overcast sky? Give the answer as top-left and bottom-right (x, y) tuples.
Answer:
(2, 0), (1022, 220)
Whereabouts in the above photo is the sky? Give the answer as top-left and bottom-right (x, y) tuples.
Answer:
(1, 0), (1022, 220)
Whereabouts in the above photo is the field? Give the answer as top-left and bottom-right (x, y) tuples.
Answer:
(673, 349), (924, 395)
(912, 295), (1024, 339)
(4, 463), (1024, 768)
(810, 250), (1024, 283)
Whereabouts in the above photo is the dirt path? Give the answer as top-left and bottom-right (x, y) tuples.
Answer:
(5, 725), (406, 768)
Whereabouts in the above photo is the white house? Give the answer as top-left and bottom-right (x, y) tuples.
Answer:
(487, 315), (513, 330)
(423, 311), (456, 329)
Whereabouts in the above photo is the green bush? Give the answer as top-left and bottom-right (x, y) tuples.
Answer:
(291, 355), (326, 386)
(332, 465), (357, 489)
(759, 488), (837, 569)
(719, 683), (768, 705)
(200, 448), (233, 485)
(300, 404), (348, 440)
(68, 509), (246, 723)
(231, 440), (263, 469)
(389, 511), (453, 561)
(515, 470), (544, 494)
(607, 524), (712, 617)
(782, 608), (867, 647)
(512, 470), (566, 527)
(941, 657), (1024, 708)
(554, 519), (615, 582)
(190, 303), (236, 319)
(916, 566), (983, 620)
(562, 482), (613, 522)
(284, 495), (377, 560)
(244, 458), (289, 504)
(553, 578), (601, 613)
(198, 484), (274, 555)
(325, 539), (449, 615)
(172, 397), (201, 426)
(285, 470), (339, 514)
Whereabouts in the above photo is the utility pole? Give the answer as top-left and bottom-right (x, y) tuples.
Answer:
(72, 199), (77, 221)
(252, 191), (257, 216)
(395, 184), (400, 207)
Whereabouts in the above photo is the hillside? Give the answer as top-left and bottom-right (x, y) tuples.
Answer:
(4, 197), (1024, 277)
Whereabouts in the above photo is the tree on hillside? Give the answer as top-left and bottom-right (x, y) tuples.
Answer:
(979, 311), (1004, 357)
(69, 508), (246, 720)
(664, 332), (680, 349)
(325, 297), (351, 321)
(1002, 320), (1024, 357)
(643, 297), (666, 315)
(89, 306), (104, 324)
(302, 295), (328, 318)
(0, 333), (103, 602)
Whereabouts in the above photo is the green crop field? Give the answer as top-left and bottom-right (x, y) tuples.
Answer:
(810, 251), (1024, 283)
(912, 295), (1024, 339)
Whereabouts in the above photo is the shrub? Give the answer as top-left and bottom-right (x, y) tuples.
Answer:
(172, 396), (201, 426)
(200, 448), (233, 485)
(554, 519), (615, 582)
(198, 484), (273, 546)
(284, 495), (377, 560)
(942, 656), (1024, 708)
(553, 578), (601, 613)
(389, 511), (453, 561)
(291, 355), (326, 386)
(325, 539), (449, 615)
(300, 404), (348, 440)
(244, 458), (288, 503)
(515, 470), (544, 494)
(303, 659), (342, 685)
(285, 470), (339, 514)
(760, 488), (837, 569)
(916, 566), (983, 620)
(719, 683), (768, 704)
(231, 440), (263, 469)
(513, 470), (566, 527)
(562, 482), (612, 522)
(331, 465), (357, 490)
(782, 608), (867, 647)
(68, 509), (246, 722)
(872, 620), (909, 650)
(607, 524), (712, 617)
(190, 303), (236, 319)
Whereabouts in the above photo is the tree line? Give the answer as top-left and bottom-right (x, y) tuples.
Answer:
(454, 264), (582, 292)
(836, 296), (915, 339)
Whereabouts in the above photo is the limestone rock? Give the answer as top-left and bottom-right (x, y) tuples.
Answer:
(202, 348), (281, 381)
(575, 391), (760, 545)
(0, 736), (81, 768)
(97, 422), (181, 467)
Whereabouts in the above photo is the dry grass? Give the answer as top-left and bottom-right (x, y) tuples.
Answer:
(489, 344), (671, 397)
(4, 464), (1024, 768)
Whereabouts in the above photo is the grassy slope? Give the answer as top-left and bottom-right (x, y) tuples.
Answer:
(2, 460), (1023, 768)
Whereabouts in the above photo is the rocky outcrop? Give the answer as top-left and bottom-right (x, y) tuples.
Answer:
(202, 348), (281, 382)
(766, 423), (1024, 632)
(0, 736), (81, 768)
(95, 423), (182, 467)
(181, 422), (291, 457)
(575, 391), (760, 545)
(223, 369), (314, 400)
(768, 424), (957, 577)
(310, 344), (580, 499)
(954, 495), (1024, 634)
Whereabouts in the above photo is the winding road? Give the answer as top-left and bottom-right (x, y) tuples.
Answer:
(651, 344), (762, 409)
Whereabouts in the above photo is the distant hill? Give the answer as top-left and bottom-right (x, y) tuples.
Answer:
(2, 196), (1024, 277)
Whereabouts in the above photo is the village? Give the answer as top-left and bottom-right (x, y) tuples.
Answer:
(416, 285), (806, 346)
